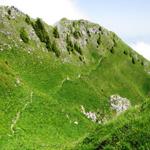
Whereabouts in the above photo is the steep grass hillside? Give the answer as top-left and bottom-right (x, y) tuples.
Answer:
(0, 6), (150, 149)
(75, 99), (150, 150)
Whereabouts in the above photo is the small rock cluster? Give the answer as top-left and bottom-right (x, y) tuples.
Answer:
(110, 95), (131, 114)
(14, 77), (21, 87)
(81, 105), (97, 122)
(74, 121), (78, 125)
(16, 78), (21, 85)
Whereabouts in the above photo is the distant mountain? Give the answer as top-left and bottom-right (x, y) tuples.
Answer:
(0, 6), (150, 150)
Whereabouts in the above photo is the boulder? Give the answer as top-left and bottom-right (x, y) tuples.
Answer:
(110, 95), (131, 114)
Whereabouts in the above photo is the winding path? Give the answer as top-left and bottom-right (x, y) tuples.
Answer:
(10, 91), (33, 135)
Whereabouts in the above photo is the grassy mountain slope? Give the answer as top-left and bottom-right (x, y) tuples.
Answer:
(0, 6), (150, 149)
(75, 99), (150, 150)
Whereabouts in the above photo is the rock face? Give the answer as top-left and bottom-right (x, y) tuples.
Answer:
(110, 95), (131, 114)
(56, 18), (115, 53)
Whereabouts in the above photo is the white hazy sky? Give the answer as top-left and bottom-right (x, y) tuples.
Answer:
(0, 0), (88, 24)
(0, 0), (150, 60)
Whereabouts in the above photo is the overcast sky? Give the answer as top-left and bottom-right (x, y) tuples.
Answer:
(0, 0), (150, 60)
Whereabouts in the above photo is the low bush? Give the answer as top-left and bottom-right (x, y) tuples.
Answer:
(73, 30), (81, 39)
(66, 35), (74, 53)
(79, 56), (83, 61)
(132, 57), (136, 64)
(8, 9), (11, 15)
(86, 29), (91, 37)
(25, 15), (32, 25)
(32, 18), (48, 43)
(110, 48), (115, 54)
(74, 43), (82, 55)
(123, 50), (128, 55)
(20, 27), (29, 43)
(97, 35), (101, 45)
(141, 60), (144, 66)
(53, 27), (59, 38)
(99, 27), (102, 32)
(32, 18), (60, 57)
(73, 21), (77, 28)
(51, 41), (60, 57)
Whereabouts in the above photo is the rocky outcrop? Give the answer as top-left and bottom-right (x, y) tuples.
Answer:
(81, 105), (97, 122)
(80, 105), (108, 124)
(0, 6), (23, 20)
(56, 18), (115, 55)
(110, 95), (131, 114)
